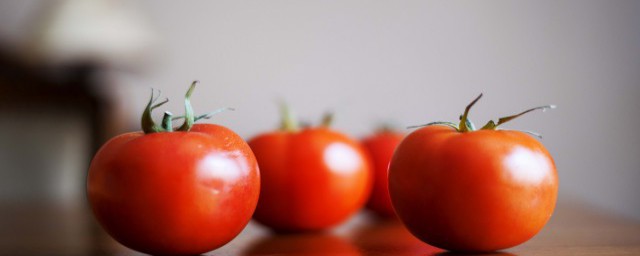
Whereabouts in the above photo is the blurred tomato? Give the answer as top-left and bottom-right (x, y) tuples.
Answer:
(248, 107), (371, 232)
(361, 129), (404, 218)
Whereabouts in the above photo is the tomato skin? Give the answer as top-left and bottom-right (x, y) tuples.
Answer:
(361, 131), (404, 218)
(248, 127), (372, 232)
(87, 124), (260, 255)
(389, 125), (558, 252)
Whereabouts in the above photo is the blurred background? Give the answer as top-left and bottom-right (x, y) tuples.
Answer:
(0, 0), (639, 254)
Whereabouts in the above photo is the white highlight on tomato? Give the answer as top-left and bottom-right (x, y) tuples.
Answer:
(324, 142), (361, 175)
(504, 147), (552, 184)
(197, 151), (248, 192)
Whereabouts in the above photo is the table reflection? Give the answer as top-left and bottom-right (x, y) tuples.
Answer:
(351, 217), (442, 255)
(2, 202), (634, 255)
(243, 232), (360, 255)
(436, 252), (515, 256)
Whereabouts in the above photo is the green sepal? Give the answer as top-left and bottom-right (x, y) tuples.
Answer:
(481, 105), (556, 130)
(320, 112), (334, 127)
(459, 93), (483, 132)
(140, 81), (233, 134)
(172, 107), (235, 122)
(141, 89), (169, 134)
(176, 81), (198, 132)
(407, 121), (459, 130)
(161, 111), (174, 132)
(279, 101), (299, 132)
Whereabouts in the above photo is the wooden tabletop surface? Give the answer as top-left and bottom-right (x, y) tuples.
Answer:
(1, 199), (639, 255)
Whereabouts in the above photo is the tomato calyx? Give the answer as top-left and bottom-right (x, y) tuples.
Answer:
(320, 112), (334, 128)
(279, 102), (335, 132)
(408, 93), (556, 138)
(141, 81), (234, 134)
(458, 93), (483, 132)
(406, 93), (482, 132)
(375, 123), (399, 134)
(280, 101), (300, 132)
(480, 105), (556, 130)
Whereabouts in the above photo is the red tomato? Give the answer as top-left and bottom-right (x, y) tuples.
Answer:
(389, 94), (558, 252)
(87, 83), (260, 255)
(248, 109), (371, 232)
(361, 130), (404, 218)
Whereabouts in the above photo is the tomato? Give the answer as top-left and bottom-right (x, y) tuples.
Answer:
(87, 82), (260, 255)
(361, 129), (404, 218)
(388, 94), (558, 252)
(248, 107), (371, 232)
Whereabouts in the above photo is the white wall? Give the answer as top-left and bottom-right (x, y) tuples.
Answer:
(1, 1), (639, 219)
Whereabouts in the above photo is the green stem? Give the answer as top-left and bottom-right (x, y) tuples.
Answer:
(320, 112), (334, 127)
(161, 111), (173, 132)
(280, 101), (299, 132)
(177, 81), (198, 132)
(141, 89), (169, 134)
(140, 81), (227, 134)
(376, 123), (397, 133)
(459, 93), (483, 132)
(406, 93), (554, 139)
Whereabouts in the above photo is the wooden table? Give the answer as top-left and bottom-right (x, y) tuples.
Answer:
(1, 199), (639, 255)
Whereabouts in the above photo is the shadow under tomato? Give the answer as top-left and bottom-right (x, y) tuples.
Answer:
(351, 218), (442, 255)
(243, 232), (361, 256)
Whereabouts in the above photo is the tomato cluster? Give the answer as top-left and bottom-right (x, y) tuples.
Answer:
(87, 84), (557, 254)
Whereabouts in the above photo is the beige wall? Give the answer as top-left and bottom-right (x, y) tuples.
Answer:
(1, 1), (639, 219)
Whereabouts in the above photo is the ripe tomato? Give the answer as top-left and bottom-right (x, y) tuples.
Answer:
(389, 94), (558, 252)
(248, 107), (371, 232)
(361, 129), (404, 218)
(87, 82), (260, 255)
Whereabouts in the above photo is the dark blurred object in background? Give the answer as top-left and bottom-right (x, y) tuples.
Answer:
(0, 47), (116, 204)
(0, 0), (156, 208)
(0, 0), (156, 254)
(0, 45), (119, 255)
